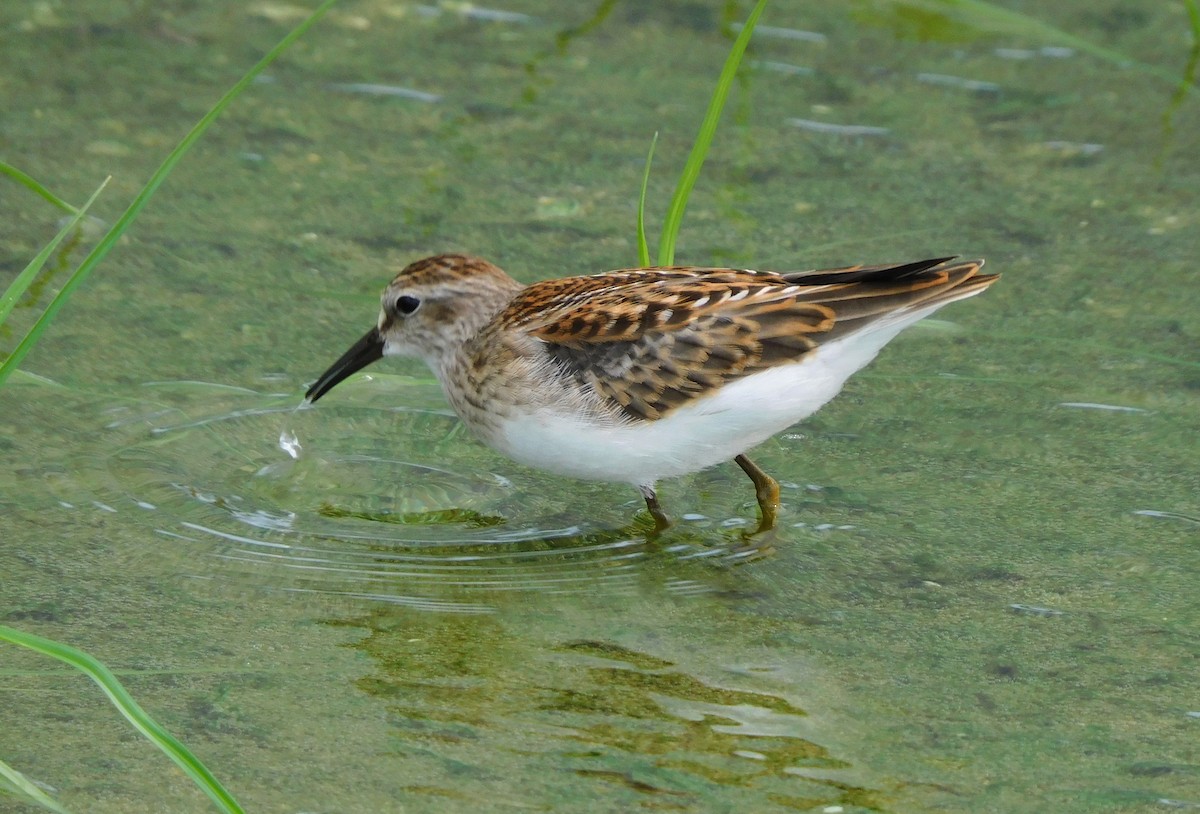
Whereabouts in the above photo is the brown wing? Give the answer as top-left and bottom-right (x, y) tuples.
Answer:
(503, 259), (996, 421)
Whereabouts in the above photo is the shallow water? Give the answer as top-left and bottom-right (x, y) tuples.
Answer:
(2, 1), (1198, 812)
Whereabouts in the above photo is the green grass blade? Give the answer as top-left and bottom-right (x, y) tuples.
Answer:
(0, 178), (109, 329)
(886, 0), (1196, 93)
(656, 0), (769, 266)
(1188, 0), (1200, 38)
(0, 757), (72, 814)
(0, 161), (80, 215)
(636, 131), (659, 266)
(0, 0), (339, 390)
(0, 625), (243, 814)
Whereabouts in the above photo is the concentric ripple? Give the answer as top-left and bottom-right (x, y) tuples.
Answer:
(75, 376), (768, 612)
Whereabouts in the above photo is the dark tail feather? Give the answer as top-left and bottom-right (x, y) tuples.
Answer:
(783, 257), (959, 285)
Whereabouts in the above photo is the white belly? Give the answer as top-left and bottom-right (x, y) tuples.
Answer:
(487, 311), (929, 487)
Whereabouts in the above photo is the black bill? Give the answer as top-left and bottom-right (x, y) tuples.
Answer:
(305, 327), (384, 403)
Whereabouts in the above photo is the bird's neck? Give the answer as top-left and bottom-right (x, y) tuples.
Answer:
(426, 278), (522, 374)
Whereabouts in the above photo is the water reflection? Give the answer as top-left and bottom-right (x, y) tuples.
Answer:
(337, 615), (882, 810)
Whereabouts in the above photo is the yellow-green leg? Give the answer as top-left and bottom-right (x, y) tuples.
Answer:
(735, 454), (780, 533)
(638, 484), (672, 534)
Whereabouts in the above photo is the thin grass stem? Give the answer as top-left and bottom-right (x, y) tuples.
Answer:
(0, 757), (73, 814)
(656, 0), (769, 266)
(636, 132), (658, 266)
(0, 625), (243, 814)
(0, 179), (109, 333)
(0, 0), (338, 389)
(0, 162), (80, 215)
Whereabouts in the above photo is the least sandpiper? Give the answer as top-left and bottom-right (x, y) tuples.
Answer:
(306, 254), (997, 532)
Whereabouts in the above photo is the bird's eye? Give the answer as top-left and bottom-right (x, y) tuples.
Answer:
(395, 295), (421, 315)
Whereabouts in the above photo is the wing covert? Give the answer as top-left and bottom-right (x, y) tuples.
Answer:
(501, 259), (993, 422)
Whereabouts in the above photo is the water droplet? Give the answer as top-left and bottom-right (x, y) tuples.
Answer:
(279, 429), (302, 459)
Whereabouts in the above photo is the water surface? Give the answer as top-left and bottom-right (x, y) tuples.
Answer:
(1, 1), (1197, 811)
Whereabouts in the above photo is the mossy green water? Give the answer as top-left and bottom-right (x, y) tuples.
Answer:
(2, 1), (1197, 812)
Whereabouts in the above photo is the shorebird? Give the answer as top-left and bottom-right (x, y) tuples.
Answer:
(306, 254), (996, 532)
